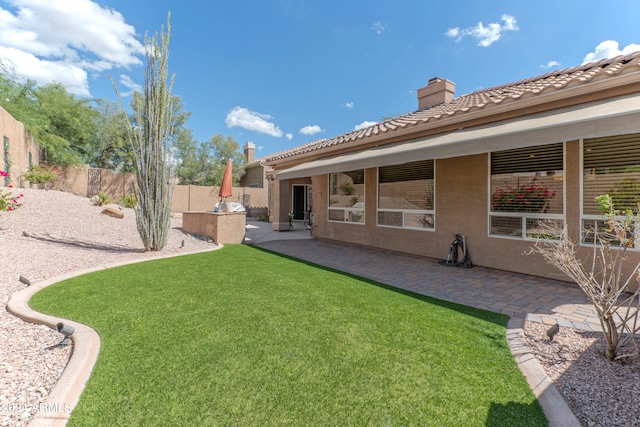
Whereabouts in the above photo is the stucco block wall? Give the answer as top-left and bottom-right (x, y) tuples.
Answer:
(49, 165), (89, 196)
(172, 185), (268, 213)
(1, 105), (41, 186)
(96, 169), (136, 199)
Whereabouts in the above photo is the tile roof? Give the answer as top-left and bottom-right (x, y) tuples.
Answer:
(267, 51), (640, 163)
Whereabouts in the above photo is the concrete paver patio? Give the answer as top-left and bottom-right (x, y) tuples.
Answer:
(244, 221), (600, 332)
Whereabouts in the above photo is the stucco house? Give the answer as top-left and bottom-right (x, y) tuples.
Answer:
(239, 142), (271, 189)
(264, 52), (640, 282)
(239, 141), (271, 218)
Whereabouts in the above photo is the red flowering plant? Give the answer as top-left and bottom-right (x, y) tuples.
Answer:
(492, 177), (556, 213)
(0, 171), (23, 212)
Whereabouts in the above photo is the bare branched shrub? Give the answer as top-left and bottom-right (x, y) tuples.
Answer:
(113, 15), (175, 251)
(529, 195), (640, 361)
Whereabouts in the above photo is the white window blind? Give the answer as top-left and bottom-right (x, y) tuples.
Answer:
(378, 159), (435, 230)
(583, 133), (640, 215)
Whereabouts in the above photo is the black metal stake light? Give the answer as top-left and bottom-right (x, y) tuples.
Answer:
(546, 323), (559, 341)
(56, 322), (75, 346)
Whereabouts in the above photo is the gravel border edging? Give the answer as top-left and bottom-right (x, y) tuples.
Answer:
(506, 316), (581, 427)
(6, 245), (223, 427)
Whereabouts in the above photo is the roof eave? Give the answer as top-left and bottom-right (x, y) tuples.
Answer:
(267, 70), (640, 170)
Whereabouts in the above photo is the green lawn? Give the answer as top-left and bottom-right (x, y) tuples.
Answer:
(31, 245), (546, 426)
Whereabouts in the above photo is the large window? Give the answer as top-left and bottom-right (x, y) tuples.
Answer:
(328, 170), (365, 223)
(489, 143), (564, 239)
(377, 159), (434, 230)
(583, 133), (640, 246)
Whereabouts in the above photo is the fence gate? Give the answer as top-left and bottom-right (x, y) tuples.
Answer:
(88, 168), (102, 197)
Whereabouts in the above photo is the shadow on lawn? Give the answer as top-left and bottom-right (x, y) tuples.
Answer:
(485, 401), (546, 427)
(249, 245), (509, 327)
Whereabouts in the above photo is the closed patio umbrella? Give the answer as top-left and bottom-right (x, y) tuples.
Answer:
(218, 159), (233, 210)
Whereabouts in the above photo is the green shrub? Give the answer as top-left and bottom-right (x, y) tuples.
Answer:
(119, 194), (137, 208)
(21, 165), (59, 187)
(339, 182), (355, 195)
(93, 191), (112, 206)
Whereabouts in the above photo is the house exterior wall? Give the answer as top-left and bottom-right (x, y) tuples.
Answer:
(239, 165), (267, 188)
(269, 177), (312, 229)
(309, 140), (640, 284)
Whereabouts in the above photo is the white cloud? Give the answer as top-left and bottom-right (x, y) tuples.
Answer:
(0, 0), (144, 96)
(225, 106), (284, 138)
(582, 40), (640, 64)
(445, 27), (460, 39)
(345, 101), (354, 108)
(286, 133), (293, 140)
(371, 21), (386, 35)
(445, 14), (519, 47)
(299, 125), (322, 135)
(0, 46), (90, 95)
(258, 145), (264, 151)
(118, 73), (140, 96)
(354, 121), (377, 131)
(540, 60), (560, 69)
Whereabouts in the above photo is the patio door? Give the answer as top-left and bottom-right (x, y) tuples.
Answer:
(292, 185), (308, 220)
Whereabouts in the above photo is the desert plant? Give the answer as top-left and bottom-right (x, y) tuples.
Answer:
(339, 182), (355, 195)
(119, 194), (137, 208)
(21, 165), (59, 190)
(113, 14), (175, 251)
(92, 191), (112, 206)
(530, 194), (640, 361)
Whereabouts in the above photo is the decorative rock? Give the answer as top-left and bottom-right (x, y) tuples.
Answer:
(101, 207), (124, 219)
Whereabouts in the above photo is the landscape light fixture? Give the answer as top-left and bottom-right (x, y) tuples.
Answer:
(56, 322), (75, 346)
(546, 323), (560, 341)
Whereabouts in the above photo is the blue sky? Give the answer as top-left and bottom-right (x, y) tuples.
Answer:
(0, 1), (639, 158)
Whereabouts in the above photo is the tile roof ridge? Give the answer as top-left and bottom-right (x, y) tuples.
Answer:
(460, 50), (640, 98)
(266, 51), (640, 163)
(264, 138), (329, 161)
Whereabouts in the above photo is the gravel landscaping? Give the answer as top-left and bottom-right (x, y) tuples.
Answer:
(0, 188), (217, 427)
(1, 187), (637, 426)
(524, 321), (640, 427)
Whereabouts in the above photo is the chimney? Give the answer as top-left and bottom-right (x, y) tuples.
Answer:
(417, 77), (455, 110)
(244, 142), (255, 163)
